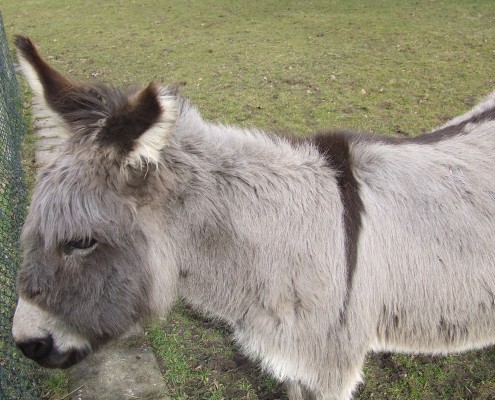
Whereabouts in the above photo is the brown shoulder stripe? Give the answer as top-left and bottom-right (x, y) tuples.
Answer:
(310, 131), (364, 323)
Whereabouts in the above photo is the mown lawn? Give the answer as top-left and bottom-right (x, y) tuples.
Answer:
(3, 1), (495, 399)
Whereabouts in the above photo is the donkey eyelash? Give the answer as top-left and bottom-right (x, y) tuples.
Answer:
(62, 238), (97, 255)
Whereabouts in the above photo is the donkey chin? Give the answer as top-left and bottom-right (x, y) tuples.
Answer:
(12, 297), (93, 369)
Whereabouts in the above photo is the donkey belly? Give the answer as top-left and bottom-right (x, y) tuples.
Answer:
(373, 267), (495, 355)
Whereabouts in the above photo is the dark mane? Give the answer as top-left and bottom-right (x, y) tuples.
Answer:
(309, 102), (495, 149)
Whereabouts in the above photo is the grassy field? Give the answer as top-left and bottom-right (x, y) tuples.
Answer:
(2, 0), (495, 399)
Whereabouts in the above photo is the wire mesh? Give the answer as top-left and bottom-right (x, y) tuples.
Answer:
(0, 12), (40, 400)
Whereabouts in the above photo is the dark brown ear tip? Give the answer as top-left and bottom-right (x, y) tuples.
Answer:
(145, 82), (159, 94)
(136, 83), (160, 102)
(14, 35), (36, 56)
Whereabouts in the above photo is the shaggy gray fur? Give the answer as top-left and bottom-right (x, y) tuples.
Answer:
(13, 37), (495, 399)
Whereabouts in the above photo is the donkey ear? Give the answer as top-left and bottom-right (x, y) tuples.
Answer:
(98, 83), (177, 167)
(15, 36), (77, 116)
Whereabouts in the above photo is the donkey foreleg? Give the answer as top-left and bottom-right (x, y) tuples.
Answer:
(286, 368), (362, 400)
(287, 381), (317, 400)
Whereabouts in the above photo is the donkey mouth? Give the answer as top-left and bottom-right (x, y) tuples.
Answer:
(38, 347), (90, 369)
(16, 335), (91, 369)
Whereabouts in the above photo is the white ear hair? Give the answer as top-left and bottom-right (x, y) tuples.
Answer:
(16, 46), (69, 138)
(125, 91), (178, 168)
(17, 52), (45, 98)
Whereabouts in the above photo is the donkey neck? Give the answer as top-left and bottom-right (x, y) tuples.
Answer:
(161, 112), (346, 326)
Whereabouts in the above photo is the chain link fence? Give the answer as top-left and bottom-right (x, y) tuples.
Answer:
(0, 12), (40, 400)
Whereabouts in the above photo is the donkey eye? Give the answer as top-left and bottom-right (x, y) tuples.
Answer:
(62, 238), (97, 255)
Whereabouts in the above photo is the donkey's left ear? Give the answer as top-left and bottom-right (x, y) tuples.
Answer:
(98, 83), (177, 167)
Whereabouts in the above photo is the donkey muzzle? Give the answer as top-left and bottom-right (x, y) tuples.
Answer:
(15, 334), (89, 369)
(13, 297), (92, 368)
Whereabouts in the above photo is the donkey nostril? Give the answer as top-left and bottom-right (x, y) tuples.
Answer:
(17, 335), (53, 360)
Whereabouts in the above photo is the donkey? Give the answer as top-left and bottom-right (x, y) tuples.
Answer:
(11, 35), (495, 400)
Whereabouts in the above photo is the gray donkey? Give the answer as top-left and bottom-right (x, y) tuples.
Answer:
(12, 35), (495, 400)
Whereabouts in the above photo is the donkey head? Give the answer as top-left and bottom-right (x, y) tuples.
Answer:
(12, 36), (180, 368)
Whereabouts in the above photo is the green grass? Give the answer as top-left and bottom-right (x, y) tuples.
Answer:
(3, 0), (495, 399)
(3, 0), (495, 135)
(18, 81), (37, 194)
